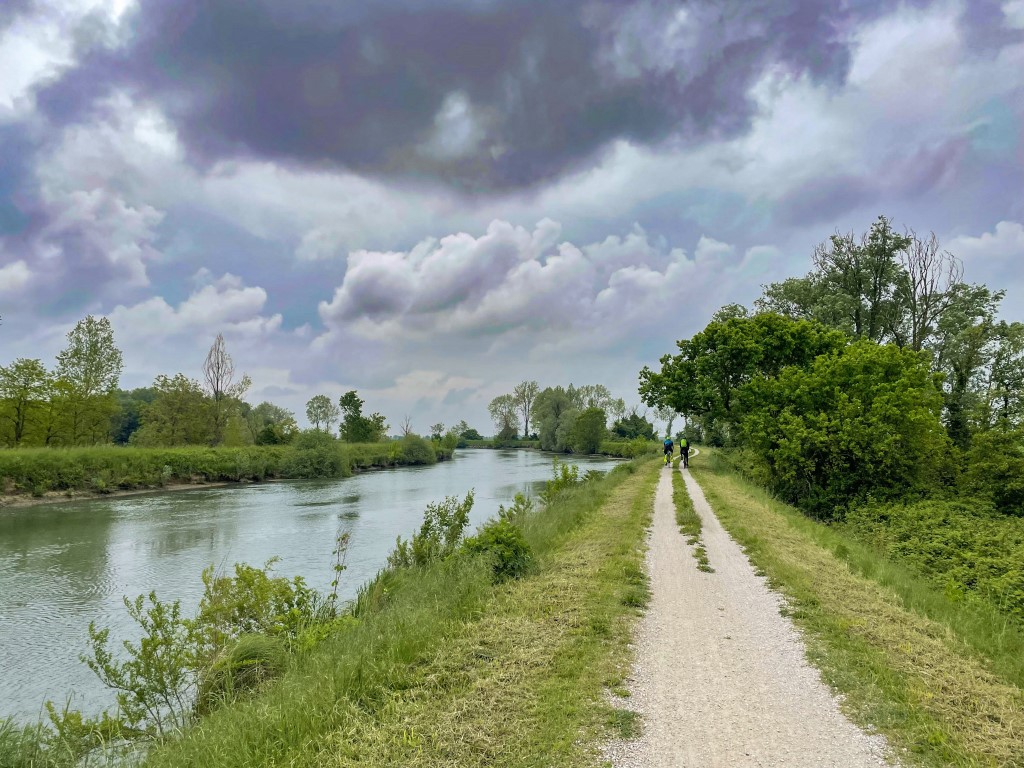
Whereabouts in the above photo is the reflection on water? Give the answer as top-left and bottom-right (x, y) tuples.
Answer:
(0, 449), (622, 721)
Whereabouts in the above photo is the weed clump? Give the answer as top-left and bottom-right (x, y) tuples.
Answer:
(465, 519), (534, 583)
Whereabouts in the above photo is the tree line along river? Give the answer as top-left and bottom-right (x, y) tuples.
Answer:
(0, 448), (623, 722)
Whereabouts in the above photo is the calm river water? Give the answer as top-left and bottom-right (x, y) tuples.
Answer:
(0, 449), (622, 722)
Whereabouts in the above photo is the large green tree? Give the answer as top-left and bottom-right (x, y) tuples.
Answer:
(487, 394), (520, 441)
(0, 358), (49, 446)
(639, 313), (846, 444)
(133, 374), (213, 446)
(339, 391), (388, 442)
(511, 380), (539, 438)
(305, 394), (339, 432)
(531, 387), (577, 451)
(55, 315), (124, 444)
(569, 407), (607, 454)
(739, 342), (950, 519)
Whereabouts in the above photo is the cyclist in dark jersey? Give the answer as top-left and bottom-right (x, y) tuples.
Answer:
(663, 436), (674, 465)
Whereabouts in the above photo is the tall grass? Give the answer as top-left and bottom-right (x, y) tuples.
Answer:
(141, 458), (659, 767)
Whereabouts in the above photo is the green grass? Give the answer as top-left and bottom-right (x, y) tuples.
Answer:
(691, 450), (1024, 768)
(0, 443), (452, 502)
(670, 467), (713, 572)
(142, 458), (660, 767)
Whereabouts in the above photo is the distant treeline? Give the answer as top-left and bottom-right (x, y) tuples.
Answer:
(484, 381), (663, 454)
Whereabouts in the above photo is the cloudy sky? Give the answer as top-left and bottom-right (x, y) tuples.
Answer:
(1, 0), (1022, 433)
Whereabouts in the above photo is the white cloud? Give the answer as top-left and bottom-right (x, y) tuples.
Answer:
(109, 272), (282, 341)
(946, 221), (1024, 304)
(0, 259), (32, 294)
(316, 219), (765, 356)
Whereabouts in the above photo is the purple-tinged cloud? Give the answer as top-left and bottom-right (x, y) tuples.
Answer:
(34, 0), (1020, 190)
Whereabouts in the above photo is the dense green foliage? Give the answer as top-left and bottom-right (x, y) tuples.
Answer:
(640, 215), (1024, 652)
(741, 341), (951, 518)
(464, 519), (534, 583)
(0, 438), (454, 500)
(338, 391), (388, 443)
(842, 498), (1024, 622)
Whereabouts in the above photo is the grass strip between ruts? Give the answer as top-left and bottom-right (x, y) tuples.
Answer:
(145, 458), (660, 767)
(670, 467), (713, 573)
(691, 451), (1024, 768)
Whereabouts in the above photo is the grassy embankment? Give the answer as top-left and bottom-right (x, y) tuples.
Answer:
(691, 450), (1024, 768)
(0, 440), (453, 504)
(140, 457), (660, 767)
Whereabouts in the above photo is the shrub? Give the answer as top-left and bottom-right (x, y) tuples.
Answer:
(399, 435), (438, 465)
(464, 519), (534, 583)
(843, 498), (1024, 621)
(283, 431), (347, 479)
(388, 491), (474, 569)
(964, 427), (1024, 516)
(195, 635), (287, 715)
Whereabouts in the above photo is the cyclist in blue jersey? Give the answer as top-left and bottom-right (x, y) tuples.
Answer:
(663, 436), (674, 466)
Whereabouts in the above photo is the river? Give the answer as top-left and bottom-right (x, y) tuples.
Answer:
(0, 449), (622, 722)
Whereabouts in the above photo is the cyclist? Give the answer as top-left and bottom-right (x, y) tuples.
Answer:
(679, 435), (690, 468)
(663, 435), (674, 465)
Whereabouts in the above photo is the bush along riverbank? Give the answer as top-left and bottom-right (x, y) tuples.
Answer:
(0, 433), (452, 505)
(692, 450), (1024, 767)
(1, 456), (659, 767)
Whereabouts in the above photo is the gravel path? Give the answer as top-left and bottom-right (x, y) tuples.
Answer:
(605, 466), (893, 768)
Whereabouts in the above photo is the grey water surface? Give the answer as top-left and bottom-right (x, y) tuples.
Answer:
(0, 449), (621, 722)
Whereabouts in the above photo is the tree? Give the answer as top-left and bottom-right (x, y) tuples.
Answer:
(611, 408), (656, 440)
(653, 405), (676, 438)
(202, 335), (251, 445)
(0, 358), (49, 446)
(531, 387), (575, 451)
(429, 422), (445, 440)
(739, 342), (950, 520)
(640, 313), (846, 444)
(133, 374), (212, 446)
(931, 284), (1004, 447)
(812, 216), (911, 343)
(487, 394), (519, 441)
(305, 395), (340, 432)
(983, 322), (1024, 429)
(112, 387), (158, 445)
(888, 231), (962, 351)
(569, 407), (607, 454)
(339, 391), (388, 442)
(512, 380), (539, 438)
(246, 402), (298, 444)
(55, 315), (124, 444)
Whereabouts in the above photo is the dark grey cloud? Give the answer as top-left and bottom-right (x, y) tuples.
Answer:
(36, 0), (1001, 191)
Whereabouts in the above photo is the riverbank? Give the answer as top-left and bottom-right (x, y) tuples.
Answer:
(0, 439), (453, 508)
(140, 456), (659, 767)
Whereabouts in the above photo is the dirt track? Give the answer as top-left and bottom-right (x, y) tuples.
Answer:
(604, 465), (893, 767)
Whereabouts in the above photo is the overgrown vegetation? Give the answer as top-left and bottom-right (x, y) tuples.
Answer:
(692, 453), (1024, 767)
(0, 439), (454, 502)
